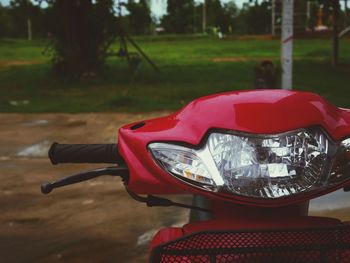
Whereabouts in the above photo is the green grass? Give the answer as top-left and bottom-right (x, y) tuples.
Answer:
(0, 38), (49, 61)
(0, 37), (349, 113)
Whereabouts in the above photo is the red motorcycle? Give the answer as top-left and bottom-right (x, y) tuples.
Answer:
(42, 90), (350, 263)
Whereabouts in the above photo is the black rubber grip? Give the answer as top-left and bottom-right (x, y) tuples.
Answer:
(49, 143), (121, 165)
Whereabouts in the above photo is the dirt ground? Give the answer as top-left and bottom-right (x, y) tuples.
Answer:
(0, 113), (190, 263)
(0, 113), (349, 263)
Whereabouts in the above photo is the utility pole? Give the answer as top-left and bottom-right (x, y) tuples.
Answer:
(271, 0), (276, 36)
(202, 0), (206, 33)
(281, 0), (294, 90)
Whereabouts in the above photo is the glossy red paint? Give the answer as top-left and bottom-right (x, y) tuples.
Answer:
(118, 90), (350, 207)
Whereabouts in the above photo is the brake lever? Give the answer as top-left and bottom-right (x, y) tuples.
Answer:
(41, 166), (128, 194)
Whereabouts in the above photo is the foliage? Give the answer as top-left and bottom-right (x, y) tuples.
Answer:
(46, 0), (118, 76)
(0, 5), (14, 37)
(0, 0), (48, 38)
(206, 0), (224, 29)
(161, 0), (238, 34)
(236, 0), (271, 35)
(161, 0), (196, 34)
(200, 0), (238, 34)
(124, 0), (153, 35)
(220, 1), (239, 34)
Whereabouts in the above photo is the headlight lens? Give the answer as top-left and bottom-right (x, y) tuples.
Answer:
(329, 138), (350, 185)
(207, 131), (329, 198)
(149, 143), (216, 191)
(148, 129), (350, 199)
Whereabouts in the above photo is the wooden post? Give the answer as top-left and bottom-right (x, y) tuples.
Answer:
(281, 0), (294, 90)
(27, 18), (32, 41)
(26, 0), (32, 41)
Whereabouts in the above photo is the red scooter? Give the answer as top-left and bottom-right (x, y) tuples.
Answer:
(42, 90), (350, 263)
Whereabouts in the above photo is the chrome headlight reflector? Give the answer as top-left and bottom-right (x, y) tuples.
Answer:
(207, 130), (330, 198)
(329, 138), (350, 185)
(149, 143), (217, 191)
(148, 129), (350, 199)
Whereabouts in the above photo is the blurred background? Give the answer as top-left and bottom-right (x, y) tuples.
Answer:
(0, 0), (350, 262)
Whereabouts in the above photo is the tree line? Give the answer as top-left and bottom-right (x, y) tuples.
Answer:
(1, 0), (348, 38)
(0, 0), (347, 76)
(0, 0), (151, 38)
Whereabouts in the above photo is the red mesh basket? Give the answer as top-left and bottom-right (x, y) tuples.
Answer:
(149, 225), (350, 263)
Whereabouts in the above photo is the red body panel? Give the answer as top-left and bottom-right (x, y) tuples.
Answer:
(118, 90), (350, 206)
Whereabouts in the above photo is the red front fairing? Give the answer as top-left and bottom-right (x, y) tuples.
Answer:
(118, 90), (350, 206)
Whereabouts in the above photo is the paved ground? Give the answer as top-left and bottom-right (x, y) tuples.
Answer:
(0, 113), (349, 263)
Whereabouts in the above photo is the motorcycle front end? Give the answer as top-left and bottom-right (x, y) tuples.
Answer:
(42, 90), (350, 263)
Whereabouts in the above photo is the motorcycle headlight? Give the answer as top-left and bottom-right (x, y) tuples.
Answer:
(329, 138), (350, 185)
(148, 143), (219, 191)
(148, 129), (350, 199)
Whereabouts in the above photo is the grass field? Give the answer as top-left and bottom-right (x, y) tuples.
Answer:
(0, 37), (349, 113)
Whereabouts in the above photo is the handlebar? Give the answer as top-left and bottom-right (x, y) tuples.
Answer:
(49, 143), (122, 165)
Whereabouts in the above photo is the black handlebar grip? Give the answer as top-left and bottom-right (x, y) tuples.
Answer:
(49, 143), (122, 165)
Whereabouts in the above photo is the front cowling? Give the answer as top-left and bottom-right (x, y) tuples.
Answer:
(118, 90), (350, 207)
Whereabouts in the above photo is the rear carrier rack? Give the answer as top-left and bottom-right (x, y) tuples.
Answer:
(150, 225), (350, 263)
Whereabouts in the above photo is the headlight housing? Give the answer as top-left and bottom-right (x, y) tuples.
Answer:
(149, 128), (350, 199)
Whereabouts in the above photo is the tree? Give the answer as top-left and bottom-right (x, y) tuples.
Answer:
(161, 0), (195, 34)
(125, 0), (152, 35)
(0, 5), (15, 37)
(46, 0), (118, 76)
(206, 0), (224, 29)
(197, 0), (238, 34)
(236, 0), (271, 35)
(4, 0), (48, 39)
(221, 1), (238, 34)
